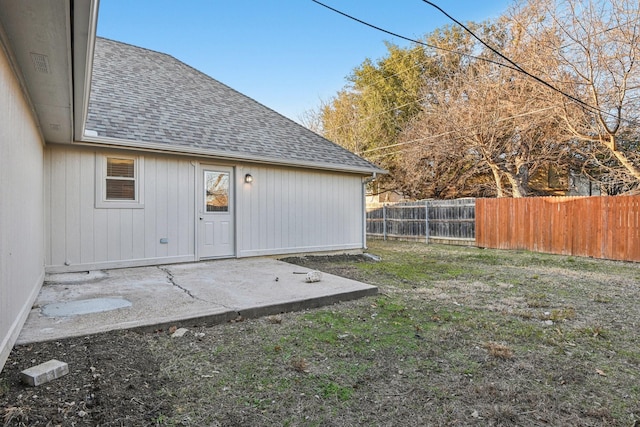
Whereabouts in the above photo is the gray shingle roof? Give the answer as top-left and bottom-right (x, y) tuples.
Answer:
(85, 38), (383, 174)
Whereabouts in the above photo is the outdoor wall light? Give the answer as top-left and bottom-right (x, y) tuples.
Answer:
(244, 173), (253, 183)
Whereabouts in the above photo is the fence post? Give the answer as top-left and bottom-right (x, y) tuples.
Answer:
(383, 204), (387, 241)
(425, 200), (430, 244)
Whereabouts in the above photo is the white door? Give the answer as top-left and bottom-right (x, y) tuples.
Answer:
(198, 165), (235, 258)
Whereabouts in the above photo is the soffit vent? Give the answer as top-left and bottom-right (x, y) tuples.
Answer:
(30, 52), (51, 74)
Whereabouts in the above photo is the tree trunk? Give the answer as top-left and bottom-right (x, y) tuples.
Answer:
(488, 163), (506, 197)
(504, 172), (525, 198)
(608, 135), (640, 182)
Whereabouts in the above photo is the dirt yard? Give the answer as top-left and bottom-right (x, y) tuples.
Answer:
(1, 240), (639, 426)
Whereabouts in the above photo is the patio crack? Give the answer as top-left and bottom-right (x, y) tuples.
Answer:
(158, 266), (210, 303)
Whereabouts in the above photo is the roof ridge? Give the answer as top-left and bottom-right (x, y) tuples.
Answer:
(95, 36), (177, 60)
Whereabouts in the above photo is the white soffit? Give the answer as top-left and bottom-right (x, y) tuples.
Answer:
(0, 0), (73, 143)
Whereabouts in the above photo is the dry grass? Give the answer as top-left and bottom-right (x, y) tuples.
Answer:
(2, 240), (640, 426)
(483, 341), (514, 359)
(266, 315), (283, 324)
(290, 357), (309, 373)
(3, 406), (30, 426)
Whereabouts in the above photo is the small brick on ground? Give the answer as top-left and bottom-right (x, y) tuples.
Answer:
(20, 359), (69, 386)
(171, 328), (189, 338)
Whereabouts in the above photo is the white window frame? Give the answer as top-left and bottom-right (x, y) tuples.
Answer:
(95, 154), (145, 209)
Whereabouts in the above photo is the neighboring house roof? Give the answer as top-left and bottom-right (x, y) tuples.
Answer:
(85, 38), (383, 174)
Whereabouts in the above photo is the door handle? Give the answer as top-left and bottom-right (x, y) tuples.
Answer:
(199, 216), (203, 220)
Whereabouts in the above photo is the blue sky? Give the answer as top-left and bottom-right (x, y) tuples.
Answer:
(97, 0), (512, 123)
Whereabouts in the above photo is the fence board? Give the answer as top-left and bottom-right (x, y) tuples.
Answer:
(367, 199), (475, 243)
(373, 196), (640, 262)
(476, 195), (640, 262)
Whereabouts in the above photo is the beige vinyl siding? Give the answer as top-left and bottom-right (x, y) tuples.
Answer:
(45, 146), (367, 271)
(0, 44), (45, 371)
(44, 145), (196, 272)
(236, 165), (365, 257)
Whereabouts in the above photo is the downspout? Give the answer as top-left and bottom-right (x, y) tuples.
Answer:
(362, 173), (377, 250)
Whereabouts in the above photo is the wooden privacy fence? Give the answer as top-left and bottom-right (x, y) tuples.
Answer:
(476, 195), (640, 262)
(366, 198), (475, 244)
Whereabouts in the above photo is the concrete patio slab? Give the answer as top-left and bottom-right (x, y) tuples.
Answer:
(17, 258), (377, 344)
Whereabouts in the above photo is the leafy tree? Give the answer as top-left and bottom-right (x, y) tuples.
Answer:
(319, 25), (484, 194)
(319, 42), (429, 192)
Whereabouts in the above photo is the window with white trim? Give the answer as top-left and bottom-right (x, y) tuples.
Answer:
(95, 154), (144, 208)
(106, 157), (136, 200)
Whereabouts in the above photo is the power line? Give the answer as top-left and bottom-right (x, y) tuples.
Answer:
(311, 0), (640, 167)
(363, 106), (558, 158)
(420, 1), (589, 106)
(419, 0), (639, 127)
(311, 0), (519, 136)
(347, 40), (433, 88)
(311, 0), (575, 139)
(311, 0), (519, 72)
(322, 93), (431, 136)
(312, 0), (640, 131)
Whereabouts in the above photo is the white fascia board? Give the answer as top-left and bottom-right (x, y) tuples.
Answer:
(72, 0), (99, 142)
(76, 135), (387, 175)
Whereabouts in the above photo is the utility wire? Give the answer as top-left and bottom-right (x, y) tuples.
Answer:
(322, 94), (431, 136)
(363, 106), (558, 158)
(310, 0), (561, 138)
(312, 0), (639, 131)
(419, 0), (637, 126)
(311, 0), (520, 136)
(311, 0), (519, 72)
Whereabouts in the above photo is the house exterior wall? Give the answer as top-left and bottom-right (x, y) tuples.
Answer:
(45, 145), (197, 272)
(0, 44), (45, 370)
(45, 145), (367, 272)
(236, 164), (365, 257)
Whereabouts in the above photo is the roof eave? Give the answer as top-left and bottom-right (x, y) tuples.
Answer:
(76, 135), (386, 175)
(72, 0), (100, 142)
(0, 0), (76, 143)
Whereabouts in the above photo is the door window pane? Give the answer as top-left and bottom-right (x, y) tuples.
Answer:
(205, 171), (229, 212)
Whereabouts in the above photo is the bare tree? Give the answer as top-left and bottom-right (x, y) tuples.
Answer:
(394, 107), (494, 199)
(509, 0), (640, 193)
(399, 47), (568, 198)
(314, 2), (640, 198)
(298, 106), (324, 135)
